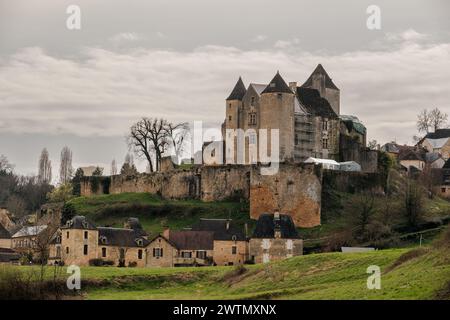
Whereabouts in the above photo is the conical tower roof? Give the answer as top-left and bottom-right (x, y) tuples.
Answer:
(226, 77), (247, 101)
(301, 64), (339, 90)
(261, 71), (292, 94)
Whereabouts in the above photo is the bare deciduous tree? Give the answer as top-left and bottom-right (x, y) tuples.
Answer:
(166, 122), (189, 164)
(59, 146), (73, 184)
(417, 107), (448, 134)
(0, 154), (14, 173)
(38, 148), (52, 184)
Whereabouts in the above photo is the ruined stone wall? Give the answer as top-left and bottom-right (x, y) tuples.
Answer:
(200, 165), (250, 201)
(250, 163), (322, 228)
(339, 134), (378, 172)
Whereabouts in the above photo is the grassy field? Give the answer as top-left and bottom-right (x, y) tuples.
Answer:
(66, 193), (252, 234)
(73, 244), (450, 299)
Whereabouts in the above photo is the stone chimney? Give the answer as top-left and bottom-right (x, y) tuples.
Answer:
(289, 81), (297, 93)
(162, 226), (170, 239)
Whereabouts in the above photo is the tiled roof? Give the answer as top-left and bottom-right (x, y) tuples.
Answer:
(252, 213), (299, 239)
(261, 72), (293, 94)
(297, 87), (338, 118)
(226, 77), (247, 101)
(301, 64), (339, 90)
(191, 218), (246, 241)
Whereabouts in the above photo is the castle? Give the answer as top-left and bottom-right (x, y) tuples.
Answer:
(222, 64), (370, 166)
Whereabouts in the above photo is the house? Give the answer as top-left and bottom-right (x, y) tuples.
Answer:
(419, 129), (450, 160)
(398, 148), (425, 172)
(0, 223), (12, 249)
(49, 216), (149, 267)
(249, 212), (303, 264)
(435, 158), (450, 199)
(191, 218), (248, 266)
(11, 225), (48, 253)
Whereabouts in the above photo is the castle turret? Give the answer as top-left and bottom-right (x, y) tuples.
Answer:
(225, 77), (246, 130)
(260, 72), (295, 161)
(302, 64), (340, 115)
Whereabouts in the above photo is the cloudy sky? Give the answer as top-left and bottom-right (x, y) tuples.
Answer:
(0, 0), (449, 177)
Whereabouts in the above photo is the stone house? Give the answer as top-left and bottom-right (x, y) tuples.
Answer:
(398, 148), (426, 172)
(49, 216), (149, 267)
(435, 158), (450, 199)
(249, 213), (303, 264)
(191, 218), (248, 266)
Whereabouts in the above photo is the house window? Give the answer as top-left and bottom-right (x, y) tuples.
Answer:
(83, 245), (88, 255)
(84, 231), (88, 239)
(322, 138), (328, 149)
(232, 246), (237, 255)
(102, 247), (106, 257)
(181, 251), (192, 258)
(66, 231), (69, 239)
(442, 187), (446, 193)
(196, 251), (206, 259)
(248, 112), (257, 125)
(66, 247), (69, 254)
(153, 248), (163, 258)
(138, 249), (143, 260)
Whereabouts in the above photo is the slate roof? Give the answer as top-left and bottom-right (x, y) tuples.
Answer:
(424, 129), (450, 140)
(425, 152), (442, 163)
(0, 223), (11, 239)
(191, 218), (246, 241)
(252, 213), (299, 239)
(62, 216), (97, 230)
(301, 64), (339, 90)
(226, 77), (247, 101)
(261, 72), (293, 94)
(97, 227), (149, 248)
(296, 87), (338, 118)
(168, 230), (214, 250)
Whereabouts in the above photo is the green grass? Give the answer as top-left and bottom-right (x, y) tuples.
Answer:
(76, 245), (449, 299)
(67, 193), (252, 234)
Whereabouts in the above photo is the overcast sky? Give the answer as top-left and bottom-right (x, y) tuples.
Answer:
(0, 0), (449, 177)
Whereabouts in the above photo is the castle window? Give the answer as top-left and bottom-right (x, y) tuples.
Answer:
(138, 249), (143, 260)
(66, 247), (69, 254)
(322, 138), (328, 149)
(102, 247), (106, 257)
(295, 134), (299, 145)
(322, 120), (328, 131)
(251, 96), (255, 105)
(277, 93), (282, 99)
(83, 245), (88, 255)
(84, 231), (88, 239)
(66, 231), (69, 239)
(228, 115), (232, 122)
(248, 112), (257, 125)
(232, 246), (237, 255)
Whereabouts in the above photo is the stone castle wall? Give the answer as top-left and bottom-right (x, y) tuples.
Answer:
(80, 163), (323, 228)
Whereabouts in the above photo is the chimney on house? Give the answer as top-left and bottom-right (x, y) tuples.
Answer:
(162, 226), (170, 239)
(289, 81), (297, 93)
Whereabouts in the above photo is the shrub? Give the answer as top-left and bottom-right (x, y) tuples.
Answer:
(89, 258), (104, 266)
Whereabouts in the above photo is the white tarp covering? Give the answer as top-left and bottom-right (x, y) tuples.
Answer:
(339, 161), (362, 172)
(304, 157), (340, 170)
